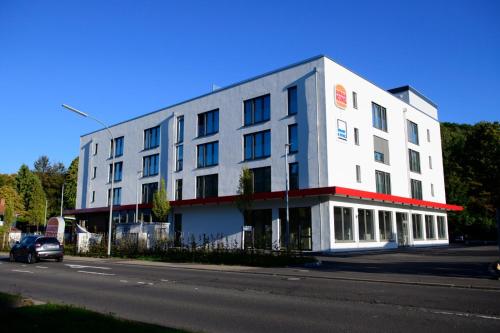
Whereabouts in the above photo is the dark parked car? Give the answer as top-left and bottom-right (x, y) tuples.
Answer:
(10, 236), (64, 263)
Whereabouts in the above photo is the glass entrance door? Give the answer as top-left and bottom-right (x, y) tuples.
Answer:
(396, 212), (409, 247)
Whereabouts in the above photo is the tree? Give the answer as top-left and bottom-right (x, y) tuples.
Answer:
(0, 174), (15, 188)
(15, 164), (36, 212)
(33, 156), (65, 217)
(34, 155), (51, 173)
(235, 167), (254, 224)
(28, 176), (46, 228)
(0, 185), (24, 225)
(152, 178), (170, 222)
(64, 157), (78, 210)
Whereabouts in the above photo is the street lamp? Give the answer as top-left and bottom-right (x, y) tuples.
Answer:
(62, 104), (115, 257)
(285, 143), (291, 251)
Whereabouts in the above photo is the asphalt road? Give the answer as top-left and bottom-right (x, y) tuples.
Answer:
(0, 250), (499, 333)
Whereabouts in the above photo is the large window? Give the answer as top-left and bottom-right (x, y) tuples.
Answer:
(425, 215), (435, 239)
(196, 174), (218, 198)
(250, 166), (271, 193)
(358, 209), (374, 241)
(288, 86), (297, 115)
(412, 214), (423, 239)
(111, 136), (124, 157)
(108, 187), (121, 206)
(143, 154), (159, 177)
(176, 116), (184, 143)
(198, 109), (219, 137)
(375, 170), (391, 194)
(372, 102), (387, 131)
(176, 145), (183, 171)
(244, 94), (270, 126)
(288, 124), (298, 153)
(144, 126), (160, 150)
(197, 141), (219, 168)
(244, 130), (271, 160)
(108, 162), (123, 182)
(374, 136), (390, 164)
(409, 149), (421, 173)
(175, 179), (183, 200)
(334, 207), (353, 241)
(142, 182), (158, 204)
(378, 211), (393, 241)
(289, 163), (299, 190)
(407, 120), (419, 145)
(410, 179), (422, 200)
(437, 216), (446, 239)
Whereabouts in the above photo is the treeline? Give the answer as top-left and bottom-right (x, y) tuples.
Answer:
(441, 121), (500, 240)
(0, 156), (78, 230)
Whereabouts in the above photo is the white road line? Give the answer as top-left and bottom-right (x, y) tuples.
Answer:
(431, 310), (500, 321)
(66, 264), (111, 270)
(12, 269), (34, 274)
(148, 282), (154, 286)
(137, 281), (146, 284)
(161, 279), (169, 282)
(36, 266), (48, 269)
(77, 270), (115, 276)
(119, 280), (128, 283)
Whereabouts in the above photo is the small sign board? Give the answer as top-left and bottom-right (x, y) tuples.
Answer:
(335, 84), (347, 109)
(337, 119), (348, 140)
(45, 216), (65, 243)
(243, 225), (253, 232)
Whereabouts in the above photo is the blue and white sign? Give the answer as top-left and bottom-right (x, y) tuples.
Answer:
(337, 119), (347, 140)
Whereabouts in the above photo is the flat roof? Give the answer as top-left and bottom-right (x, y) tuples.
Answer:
(388, 85), (438, 108)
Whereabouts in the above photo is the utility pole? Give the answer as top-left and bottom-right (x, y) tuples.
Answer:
(60, 183), (65, 217)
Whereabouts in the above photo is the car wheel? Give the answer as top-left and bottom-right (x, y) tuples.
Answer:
(56, 256), (63, 262)
(27, 252), (35, 264)
(9, 252), (15, 262)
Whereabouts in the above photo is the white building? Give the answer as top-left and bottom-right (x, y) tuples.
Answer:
(67, 55), (462, 252)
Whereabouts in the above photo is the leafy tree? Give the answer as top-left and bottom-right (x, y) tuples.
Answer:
(34, 155), (51, 173)
(33, 156), (65, 217)
(15, 164), (36, 212)
(28, 176), (46, 227)
(0, 174), (15, 188)
(64, 157), (78, 210)
(236, 167), (254, 223)
(152, 178), (170, 222)
(0, 185), (24, 226)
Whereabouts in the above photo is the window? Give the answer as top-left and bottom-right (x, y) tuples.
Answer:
(372, 102), (387, 131)
(244, 130), (271, 160)
(412, 214), (423, 239)
(354, 128), (359, 145)
(250, 166), (271, 193)
(142, 182), (158, 204)
(176, 145), (183, 171)
(429, 156), (432, 169)
(109, 162), (123, 182)
(410, 179), (422, 199)
(409, 149), (421, 173)
(379, 211), (393, 241)
(196, 174), (218, 198)
(427, 129), (431, 142)
(93, 143), (98, 155)
(288, 86), (297, 115)
(175, 179), (183, 200)
(198, 109), (219, 137)
(375, 170), (391, 194)
(92, 166), (97, 179)
(352, 91), (358, 109)
(289, 163), (299, 190)
(407, 120), (419, 145)
(437, 216), (446, 239)
(373, 136), (390, 164)
(288, 124), (298, 153)
(197, 141), (219, 168)
(425, 215), (435, 239)
(244, 94), (270, 126)
(111, 136), (124, 157)
(334, 207), (353, 241)
(337, 119), (347, 140)
(143, 154), (159, 177)
(358, 209), (374, 241)
(144, 126), (160, 150)
(356, 165), (361, 183)
(91, 191), (95, 203)
(176, 116), (184, 143)
(108, 187), (121, 206)
(431, 183), (435, 197)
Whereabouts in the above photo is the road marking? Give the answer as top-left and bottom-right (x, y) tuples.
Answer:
(120, 280), (128, 283)
(137, 281), (146, 284)
(161, 279), (169, 282)
(36, 266), (48, 269)
(431, 310), (500, 321)
(287, 277), (301, 281)
(12, 269), (34, 274)
(148, 282), (154, 286)
(66, 264), (111, 270)
(77, 270), (115, 276)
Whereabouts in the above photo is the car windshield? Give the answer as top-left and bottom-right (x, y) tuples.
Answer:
(40, 238), (60, 245)
(20, 236), (37, 245)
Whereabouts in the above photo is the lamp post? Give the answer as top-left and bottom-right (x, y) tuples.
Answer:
(136, 170), (143, 230)
(62, 104), (115, 257)
(285, 143), (291, 251)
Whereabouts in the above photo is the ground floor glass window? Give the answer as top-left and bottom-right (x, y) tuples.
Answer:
(279, 207), (312, 251)
(412, 214), (423, 239)
(358, 209), (375, 241)
(378, 210), (393, 241)
(334, 207), (353, 241)
(425, 215), (435, 239)
(437, 216), (446, 239)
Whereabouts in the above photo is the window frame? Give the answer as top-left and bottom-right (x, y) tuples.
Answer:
(410, 179), (423, 200)
(144, 126), (160, 150)
(287, 86), (298, 115)
(197, 109), (219, 137)
(409, 149), (421, 173)
(358, 208), (375, 241)
(372, 102), (388, 132)
(407, 120), (419, 145)
(375, 170), (391, 194)
(244, 129), (271, 161)
(288, 124), (298, 154)
(289, 162), (299, 190)
(250, 166), (271, 193)
(243, 94), (271, 126)
(176, 116), (184, 143)
(143, 154), (159, 177)
(196, 174), (218, 199)
(175, 179), (183, 200)
(197, 141), (219, 168)
(352, 91), (358, 109)
(334, 207), (354, 242)
(378, 210), (393, 241)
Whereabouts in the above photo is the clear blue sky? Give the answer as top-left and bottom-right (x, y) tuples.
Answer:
(0, 0), (499, 174)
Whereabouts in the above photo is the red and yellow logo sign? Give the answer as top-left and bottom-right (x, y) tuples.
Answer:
(335, 84), (347, 109)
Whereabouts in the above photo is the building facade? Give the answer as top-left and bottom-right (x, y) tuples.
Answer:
(66, 55), (462, 252)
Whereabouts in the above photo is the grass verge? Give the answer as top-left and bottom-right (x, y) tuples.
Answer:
(0, 292), (190, 333)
